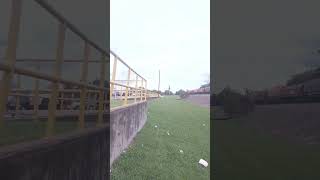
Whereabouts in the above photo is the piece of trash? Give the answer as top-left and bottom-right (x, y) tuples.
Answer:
(198, 159), (208, 167)
(179, 149), (183, 153)
(141, 144), (144, 147)
(154, 125), (158, 128)
(167, 131), (170, 136)
(123, 150), (126, 153)
(203, 124), (206, 126)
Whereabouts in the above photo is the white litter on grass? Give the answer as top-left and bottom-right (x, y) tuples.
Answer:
(141, 144), (144, 147)
(123, 150), (126, 153)
(167, 131), (170, 136)
(203, 124), (206, 126)
(179, 149), (183, 153)
(154, 125), (158, 128)
(198, 159), (208, 167)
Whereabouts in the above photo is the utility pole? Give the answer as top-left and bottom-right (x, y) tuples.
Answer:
(158, 70), (160, 97)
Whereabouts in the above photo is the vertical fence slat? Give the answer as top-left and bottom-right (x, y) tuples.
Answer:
(0, 0), (23, 127)
(78, 42), (90, 129)
(145, 80), (147, 101)
(110, 56), (117, 100)
(97, 55), (106, 126)
(60, 91), (64, 110)
(123, 68), (131, 105)
(15, 75), (21, 113)
(140, 79), (143, 101)
(33, 65), (40, 121)
(46, 23), (66, 137)
(134, 75), (138, 103)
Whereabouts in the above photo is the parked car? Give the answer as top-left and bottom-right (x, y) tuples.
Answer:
(71, 102), (80, 110)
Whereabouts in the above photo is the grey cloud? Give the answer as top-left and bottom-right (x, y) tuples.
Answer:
(213, 0), (320, 93)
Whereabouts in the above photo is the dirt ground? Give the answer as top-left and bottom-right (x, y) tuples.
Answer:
(238, 103), (320, 145)
(184, 94), (210, 108)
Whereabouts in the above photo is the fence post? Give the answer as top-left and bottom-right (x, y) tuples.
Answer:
(140, 79), (143, 101)
(60, 91), (64, 110)
(134, 75), (138, 103)
(97, 54), (106, 126)
(123, 68), (131, 105)
(145, 80), (147, 101)
(78, 42), (90, 129)
(46, 23), (66, 137)
(15, 75), (21, 113)
(110, 56), (117, 100)
(33, 65), (40, 121)
(0, 0), (23, 127)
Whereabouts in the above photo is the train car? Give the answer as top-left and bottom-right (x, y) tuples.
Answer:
(268, 85), (285, 97)
(301, 78), (320, 96)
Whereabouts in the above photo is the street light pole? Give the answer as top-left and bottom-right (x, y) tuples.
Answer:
(158, 70), (160, 97)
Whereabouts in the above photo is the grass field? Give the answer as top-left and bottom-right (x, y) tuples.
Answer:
(213, 116), (320, 179)
(111, 96), (210, 180)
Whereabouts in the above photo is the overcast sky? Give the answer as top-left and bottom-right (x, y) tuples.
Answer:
(111, 0), (210, 92)
(213, 0), (320, 93)
(3, 0), (319, 94)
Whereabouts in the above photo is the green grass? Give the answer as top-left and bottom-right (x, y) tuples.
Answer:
(111, 96), (210, 180)
(213, 118), (320, 180)
(0, 121), (78, 147)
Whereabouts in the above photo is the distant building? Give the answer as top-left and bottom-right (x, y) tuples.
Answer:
(297, 78), (320, 96)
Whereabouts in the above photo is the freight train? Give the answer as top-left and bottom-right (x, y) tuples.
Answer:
(252, 78), (320, 104)
(187, 86), (210, 94)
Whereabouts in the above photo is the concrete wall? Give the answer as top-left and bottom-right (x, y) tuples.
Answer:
(0, 101), (149, 179)
(110, 101), (148, 165)
(0, 125), (110, 180)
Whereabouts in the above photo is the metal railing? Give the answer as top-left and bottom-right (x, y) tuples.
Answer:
(109, 51), (147, 106)
(109, 51), (159, 106)
(0, 0), (110, 137)
(0, 0), (158, 138)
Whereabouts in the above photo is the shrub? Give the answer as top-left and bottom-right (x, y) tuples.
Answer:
(217, 87), (254, 116)
(179, 91), (189, 99)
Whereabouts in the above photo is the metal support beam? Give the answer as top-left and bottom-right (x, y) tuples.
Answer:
(110, 56), (117, 99)
(123, 68), (131, 105)
(46, 23), (66, 137)
(15, 75), (21, 113)
(134, 75), (138, 103)
(32, 65), (40, 121)
(145, 80), (147, 101)
(78, 41), (90, 129)
(0, 0), (22, 127)
(97, 55), (106, 126)
(140, 80), (143, 101)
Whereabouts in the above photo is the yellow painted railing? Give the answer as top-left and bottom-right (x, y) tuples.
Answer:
(0, 0), (110, 136)
(109, 51), (159, 106)
(0, 0), (158, 138)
